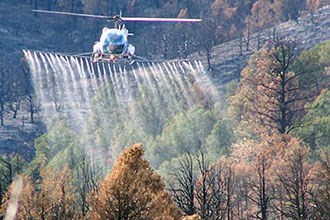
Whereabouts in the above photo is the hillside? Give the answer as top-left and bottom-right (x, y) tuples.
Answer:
(1, 1), (330, 160)
(2, 1), (330, 79)
(1, 2), (330, 218)
(203, 5), (330, 84)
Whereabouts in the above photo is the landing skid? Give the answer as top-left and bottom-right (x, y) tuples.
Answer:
(91, 53), (135, 64)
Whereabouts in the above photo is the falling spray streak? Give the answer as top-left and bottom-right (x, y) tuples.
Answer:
(177, 62), (195, 106)
(118, 65), (126, 90)
(85, 60), (98, 94)
(54, 54), (76, 117)
(147, 63), (164, 105)
(154, 63), (181, 113)
(177, 61), (186, 75)
(165, 62), (190, 105)
(96, 63), (103, 83)
(119, 65), (130, 100)
(38, 53), (49, 85)
(123, 66), (131, 99)
(174, 62), (193, 88)
(163, 62), (181, 90)
(39, 53), (53, 116)
(156, 63), (172, 93)
(184, 61), (219, 103)
(194, 60), (202, 74)
(144, 63), (155, 86)
(113, 65), (121, 99)
(58, 55), (75, 105)
(78, 57), (91, 106)
(65, 56), (81, 106)
(73, 57), (86, 105)
(147, 63), (160, 83)
(178, 62), (194, 82)
(107, 63), (119, 102)
(160, 62), (184, 104)
(45, 53), (63, 111)
(24, 51), (45, 111)
(113, 65), (122, 99)
(131, 67), (141, 92)
(62, 55), (85, 124)
(198, 60), (206, 75)
(188, 61), (197, 76)
(32, 52), (48, 115)
(140, 63), (155, 92)
(199, 62), (219, 100)
(25, 51), (215, 134)
(101, 62), (110, 95)
(124, 66), (130, 98)
(96, 62), (108, 99)
(171, 61), (195, 106)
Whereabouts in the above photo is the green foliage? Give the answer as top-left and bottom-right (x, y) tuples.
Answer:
(290, 40), (330, 151)
(291, 40), (330, 90)
(203, 118), (236, 162)
(110, 122), (150, 160)
(82, 84), (124, 153)
(133, 85), (184, 137)
(146, 106), (231, 169)
(26, 114), (76, 176)
(294, 89), (330, 150)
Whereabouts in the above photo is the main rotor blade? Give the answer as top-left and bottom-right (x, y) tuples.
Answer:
(122, 17), (202, 22)
(32, 10), (202, 22)
(32, 10), (113, 19)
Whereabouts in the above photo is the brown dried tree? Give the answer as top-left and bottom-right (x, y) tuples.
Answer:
(88, 143), (182, 220)
(230, 40), (316, 136)
(1, 166), (77, 220)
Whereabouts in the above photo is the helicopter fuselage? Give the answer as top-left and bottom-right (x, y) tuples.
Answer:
(92, 27), (135, 62)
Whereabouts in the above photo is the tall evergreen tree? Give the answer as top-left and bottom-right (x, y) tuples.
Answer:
(230, 40), (320, 136)
(88, 143), (182, 220)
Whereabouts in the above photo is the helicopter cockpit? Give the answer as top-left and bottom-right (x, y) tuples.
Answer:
(100, 28), (128, 55)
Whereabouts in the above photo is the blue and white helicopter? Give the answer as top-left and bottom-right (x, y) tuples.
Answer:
(33, 10), (201, 63)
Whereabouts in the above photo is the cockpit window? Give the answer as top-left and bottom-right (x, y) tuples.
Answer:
(108, 33), (125, 45)
(109, 44), (125, 54)
(100, 29), (127, 54)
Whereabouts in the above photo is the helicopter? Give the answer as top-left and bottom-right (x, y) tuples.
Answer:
(32, 10), (202, 63)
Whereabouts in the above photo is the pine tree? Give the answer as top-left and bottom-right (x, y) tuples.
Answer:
(230, 40), (318, 136)
(88, 143), (182, 220)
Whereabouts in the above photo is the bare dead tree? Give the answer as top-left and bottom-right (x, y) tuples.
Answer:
(75, 148), (103, 216)
(168, 152), (196, 216)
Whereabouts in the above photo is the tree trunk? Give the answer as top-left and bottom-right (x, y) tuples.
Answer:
(206, 48), (212, 71)
(0, 102), (4, 126)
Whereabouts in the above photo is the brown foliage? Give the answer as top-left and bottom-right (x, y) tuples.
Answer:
(250, 0), (277, 31)
(181, 214), (202, 220)
(88, 143), (181, 220)
(230, 40), (313, 137)
(271, 138), (319, 219)
(1, 166), (77, 220)
(314, 151), (330, 217)
(211, 0), (238, 42)
(221, 133), (328, 219)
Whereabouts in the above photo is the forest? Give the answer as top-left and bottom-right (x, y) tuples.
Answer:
(1, 0), (330, 219)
